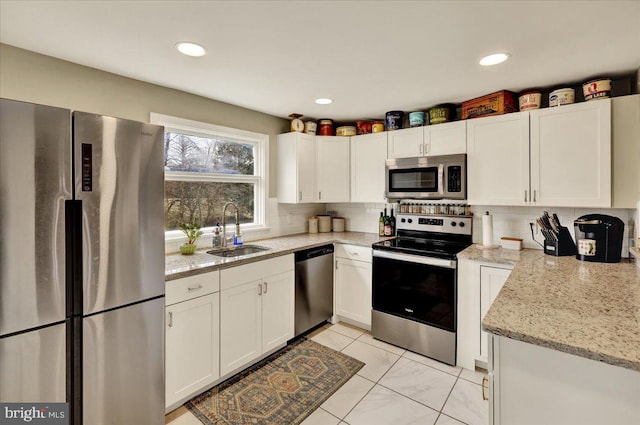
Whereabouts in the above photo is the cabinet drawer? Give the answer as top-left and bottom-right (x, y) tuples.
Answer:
(221, 254), (294, 291)
(166, 272), (220, 306)
(335, 244), (372, 262)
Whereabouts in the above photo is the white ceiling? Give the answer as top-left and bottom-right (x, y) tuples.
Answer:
(1, 1), (639, 121)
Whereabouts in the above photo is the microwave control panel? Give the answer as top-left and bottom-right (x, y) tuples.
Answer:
(447, 166), (462, 192)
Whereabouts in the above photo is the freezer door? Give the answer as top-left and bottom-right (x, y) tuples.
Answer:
(0, 99), (71, 336)
(74, 112), (165, 315)
(82, 298), (164, 424)
(0, 322), (66, 402)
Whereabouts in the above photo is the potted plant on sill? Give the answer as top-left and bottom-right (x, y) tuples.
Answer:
(179, 222), (203, 255)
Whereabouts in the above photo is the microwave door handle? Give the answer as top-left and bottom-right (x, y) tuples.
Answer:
(438, 164), (445, 195)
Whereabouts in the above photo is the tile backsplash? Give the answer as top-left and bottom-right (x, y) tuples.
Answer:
(471, 206), (635, 256)
(167, 200), (637, 258)
(327, 203), (636, 257)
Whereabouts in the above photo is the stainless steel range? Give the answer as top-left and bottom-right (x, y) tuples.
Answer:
(371, 213), (472, 366)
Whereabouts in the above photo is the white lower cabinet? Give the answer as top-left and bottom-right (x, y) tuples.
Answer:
(219, 280), (262, 375)
(457, 260), (513, 369)
(334, 244), (372, 329)
(479, 266), (511, 358)
(489, 334), (640, 425)
(220, 255), (294, 376)
(165, 272), (220, 410)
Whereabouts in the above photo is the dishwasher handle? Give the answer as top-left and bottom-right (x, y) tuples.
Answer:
(295, 244), (334, 262)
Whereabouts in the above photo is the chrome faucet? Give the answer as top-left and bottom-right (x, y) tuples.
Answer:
(221, 202), (240, 247)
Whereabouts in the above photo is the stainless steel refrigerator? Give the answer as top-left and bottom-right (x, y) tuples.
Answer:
(0, 98), (165, 424)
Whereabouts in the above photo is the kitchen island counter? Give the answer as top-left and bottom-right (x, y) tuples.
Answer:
(166, 231), (391, 281)
(461, 244), (640, 371)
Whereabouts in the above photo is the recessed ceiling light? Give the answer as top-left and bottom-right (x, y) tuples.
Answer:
(479, 53), (510, 66)
(175, 42), (207, 57)
(315, 98), (333, 105)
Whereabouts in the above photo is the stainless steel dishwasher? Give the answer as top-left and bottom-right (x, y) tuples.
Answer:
(294, 244), (334, 336)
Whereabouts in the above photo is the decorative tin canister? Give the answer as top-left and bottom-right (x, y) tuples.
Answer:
(429, 104), (454, 124)
(549, 88), (575, 107)
(318, 119), (334, 136)
(385, 111), (404, 130)
(371, 122), (385, 133)
(304, 120), (317, 135)
(409, 111), (425, 127)
(582, 78), (611, 101)
(518, 91), (542, 111)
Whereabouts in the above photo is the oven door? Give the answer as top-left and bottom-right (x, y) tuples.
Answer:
(372, 250), (456, 332)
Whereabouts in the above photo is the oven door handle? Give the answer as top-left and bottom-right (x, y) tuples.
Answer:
(373, 250), (456, 269)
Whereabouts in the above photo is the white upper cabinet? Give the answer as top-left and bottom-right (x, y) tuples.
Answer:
(277, 132), (316, 203)
(612, 95), (640, 208)
(467, 112), (530, 206)
(467, 99), (612, 208)
(530, 99), (611, 207)
(316, 136), (350, 202)
(425, 121), (467, 156)
(388, 122), (467, 159)
(351, 133), (388, 203)
(387, 127), (424, 158)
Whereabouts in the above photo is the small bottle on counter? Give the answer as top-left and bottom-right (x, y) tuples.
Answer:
(379, 212), (384, 236)
(389, 207), (396, 235)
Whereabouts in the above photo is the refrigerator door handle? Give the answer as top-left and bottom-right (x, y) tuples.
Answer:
(65, 200), (84, 318)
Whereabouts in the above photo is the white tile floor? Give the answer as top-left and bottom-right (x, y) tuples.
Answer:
(166, 322), (488, 425)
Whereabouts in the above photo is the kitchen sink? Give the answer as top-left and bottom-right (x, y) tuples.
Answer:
(206, 245), (271, 257)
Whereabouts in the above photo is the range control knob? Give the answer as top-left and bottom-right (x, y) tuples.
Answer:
(407, 219), (413, 224)
(401, 218), (406, 223)
(459, 222), (465, 227)
(451, 221), (457, 227)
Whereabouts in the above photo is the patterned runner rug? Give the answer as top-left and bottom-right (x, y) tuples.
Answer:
(186, 337), (364, 425)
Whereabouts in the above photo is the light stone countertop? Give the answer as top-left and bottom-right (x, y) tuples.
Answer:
(166, 231), (391, 281)
(459, 245), (640, 371)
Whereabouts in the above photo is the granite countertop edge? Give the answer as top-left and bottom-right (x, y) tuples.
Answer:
(459, 244), (640, 372)
(165, 232), (392, 281)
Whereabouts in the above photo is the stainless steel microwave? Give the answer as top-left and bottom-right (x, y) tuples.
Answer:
(385, 154), (466, 200)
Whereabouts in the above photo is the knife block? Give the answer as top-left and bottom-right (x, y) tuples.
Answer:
(543, 226), (577, 256)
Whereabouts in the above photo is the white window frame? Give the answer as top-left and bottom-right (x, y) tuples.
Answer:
(151, 113), (269, 242)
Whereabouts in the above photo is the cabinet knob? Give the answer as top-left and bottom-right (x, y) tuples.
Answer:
(258, 284), (263, 296)
(168, 311), (173, 327)
(263, 281), (268, 294)
(187, 284), (203, 292)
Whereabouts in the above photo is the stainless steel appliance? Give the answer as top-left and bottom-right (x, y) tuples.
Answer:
(371, 213), (472, 365)
(0, 99), (165, 424)
(294, 244), (334, 336)
(574, 214), (625, 263)
(385, 154), (466, 201)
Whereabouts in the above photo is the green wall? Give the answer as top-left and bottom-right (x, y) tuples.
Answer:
(0, 43), (289, 197)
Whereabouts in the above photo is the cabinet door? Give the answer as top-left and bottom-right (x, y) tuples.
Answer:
(612, 95), (640, 208)
(351, 133), (388, 203)
(335, 258), (372, 326)
(425, 121), (466, 156)
(297, 134), (316, 203)
(277, 133), (315, 203)
(165, 293), (219, 408)
(220, 281), (262, 376)
(479, 266), (511, 358)
(467, 112), (530, 205)
(387, 127), (424, 158)
(316, 136), (350, 202)
(530, 100), (611, 207)
(261, 270), (294, 353)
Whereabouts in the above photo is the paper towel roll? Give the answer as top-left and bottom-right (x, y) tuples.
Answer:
(482, 211), (493, 247)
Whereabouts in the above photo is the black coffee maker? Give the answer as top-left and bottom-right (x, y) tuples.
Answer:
(573, 214), (624, 263)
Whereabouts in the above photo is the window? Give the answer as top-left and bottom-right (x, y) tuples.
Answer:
(150, 113), (268, 238)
